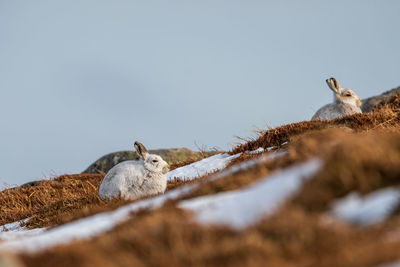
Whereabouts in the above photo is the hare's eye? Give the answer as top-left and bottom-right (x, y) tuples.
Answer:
(152, 160), (158, 163)
(345, 93), (351, 96)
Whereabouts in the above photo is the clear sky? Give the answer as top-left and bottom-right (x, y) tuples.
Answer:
(0, 0), (399, 186)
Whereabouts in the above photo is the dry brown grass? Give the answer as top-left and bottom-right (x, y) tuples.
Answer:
(20, 206), (400, 267)
(180, 127), (400, 205)
(3, 94), (400, 267)
(291, 129), (400, 212)
(0, 174), (197, 229)
(0, 150), (213, 229)
(2, 95), (398, 231)
(20, 126), (400, 266)
(232, 94), (400, 154)
(0, 174), (105, 229)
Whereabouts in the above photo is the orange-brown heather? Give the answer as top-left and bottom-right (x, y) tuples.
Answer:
(1, 94), (399, 267)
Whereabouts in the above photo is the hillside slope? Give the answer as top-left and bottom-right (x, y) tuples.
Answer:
(0, 93), (400, 267)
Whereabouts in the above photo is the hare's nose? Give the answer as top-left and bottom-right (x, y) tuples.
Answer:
(162, 166), (170, 174)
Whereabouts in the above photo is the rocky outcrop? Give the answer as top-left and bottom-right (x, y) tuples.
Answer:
(361, 86), (400, 112)
(82, 148), (214, 174)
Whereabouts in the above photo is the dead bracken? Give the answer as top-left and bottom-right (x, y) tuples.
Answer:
(1, 94), (400, 267)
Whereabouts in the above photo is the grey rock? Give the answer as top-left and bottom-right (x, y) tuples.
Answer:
(20, 180), (42, 188)
(361, 86), (400, 112)
(3, 180), (44, 192)
(82, 148), (214, 174)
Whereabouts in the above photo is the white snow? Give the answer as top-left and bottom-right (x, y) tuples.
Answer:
(1, 219), (28, 232)
(0, 153), (244, 252)
(330, 187), (400, 226)
(179, 159), (322, 229)
(0, 184), (194, 253)
(0, 219), (46, 242)
(0, 149), (286, 252)
(245, 146), (283, 154)
(0, 228), (45, 242)
(210, 151), (287, 181)
(167, 153), (240, 181)
(246, 147), (265, 154)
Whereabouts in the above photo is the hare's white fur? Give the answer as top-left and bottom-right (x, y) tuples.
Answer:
(99, 142), (169, 200)
(312, 78), (362, 121)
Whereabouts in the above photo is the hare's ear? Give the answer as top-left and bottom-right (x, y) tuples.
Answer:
(134, 141), (148, 160)
(326, 77), (341, 94)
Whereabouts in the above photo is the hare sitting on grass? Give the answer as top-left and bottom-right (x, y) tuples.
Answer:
(312, 77), (362, 121)
(99, 142), (169, 200)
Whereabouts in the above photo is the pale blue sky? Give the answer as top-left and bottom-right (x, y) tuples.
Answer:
(0, 0), (399, 186)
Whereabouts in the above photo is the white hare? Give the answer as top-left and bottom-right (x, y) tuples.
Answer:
(312, 77), (362, 121)
(99, 142), (169, 200)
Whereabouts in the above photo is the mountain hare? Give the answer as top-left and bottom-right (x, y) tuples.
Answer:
(99, 142), (169, 200)
(312, 77), (362, 121)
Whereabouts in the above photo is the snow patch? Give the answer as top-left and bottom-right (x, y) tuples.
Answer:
(167, 153), (240, 181)
(0, 149), (284, 252)
(1, 219), (29, 232)
(211, 151), (287, 181)
(0, 219), (45, 242)
(246, 147), (265, 154)
(179, 159), (322, 229)
(0, 228), (45, 242)
(0, 184), (194, 253)
(330, 187), (400, 226)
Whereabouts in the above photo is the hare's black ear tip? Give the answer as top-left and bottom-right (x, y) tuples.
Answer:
(134, 141), (144, 146)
